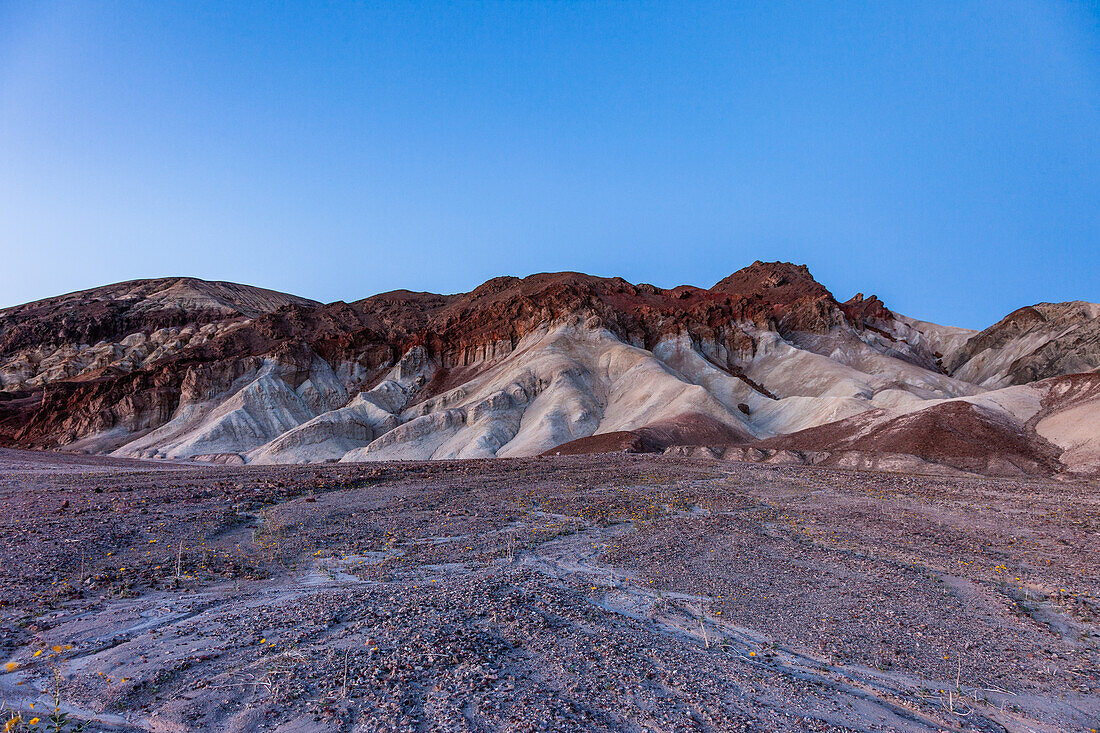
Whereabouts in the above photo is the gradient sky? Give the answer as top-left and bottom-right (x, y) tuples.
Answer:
(1, 2), (1098, 328)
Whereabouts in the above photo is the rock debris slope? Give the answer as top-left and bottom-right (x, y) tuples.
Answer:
(1, 263), (1097, 475)
(947, 301), (1100, 387)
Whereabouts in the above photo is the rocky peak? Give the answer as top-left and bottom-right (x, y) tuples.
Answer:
(710, 261), (830, 301)
(840, 293), (892, 324)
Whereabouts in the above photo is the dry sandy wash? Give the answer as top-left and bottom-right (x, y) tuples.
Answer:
(0, 448), (1097, 732)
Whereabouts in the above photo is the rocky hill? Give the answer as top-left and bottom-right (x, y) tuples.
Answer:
(1, 263), (1096, 476)
(946, 301), (1100, 387)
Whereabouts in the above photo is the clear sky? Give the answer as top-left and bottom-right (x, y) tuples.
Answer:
(1, 2), (1097, 328)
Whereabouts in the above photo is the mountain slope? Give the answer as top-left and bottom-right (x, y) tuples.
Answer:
(1, 263), (1097, 476)
(748, 372), (1100, 476)
(947, 302), (1100, 387)
(0, 277), (318, 353)
(0, 278), (319, 393)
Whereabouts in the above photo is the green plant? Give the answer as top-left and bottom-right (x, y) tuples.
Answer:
(1, 670), (89, 732)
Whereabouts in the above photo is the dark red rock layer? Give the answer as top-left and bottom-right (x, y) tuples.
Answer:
(540, 431), (651, 456)
(754, 400), (1062, 475)
(0, 277), (318, 357)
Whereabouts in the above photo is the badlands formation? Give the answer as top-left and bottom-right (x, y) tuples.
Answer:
(1, 262), (1098, 477)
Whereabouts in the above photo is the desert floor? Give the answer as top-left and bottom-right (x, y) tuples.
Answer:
(0, 448), (1097, 732)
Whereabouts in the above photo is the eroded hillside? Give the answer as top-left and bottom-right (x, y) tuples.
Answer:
(2, 263), (1097, 475)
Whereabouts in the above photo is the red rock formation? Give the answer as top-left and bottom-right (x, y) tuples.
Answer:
(3, 263), (1095, 472)
(754, 401), (1062, 476)
(0, 263), (927, 448)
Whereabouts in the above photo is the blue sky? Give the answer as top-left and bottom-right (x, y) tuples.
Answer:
(1, 1), (1097, 328)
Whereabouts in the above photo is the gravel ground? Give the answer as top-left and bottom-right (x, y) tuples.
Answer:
(0, 448), (1097, 732)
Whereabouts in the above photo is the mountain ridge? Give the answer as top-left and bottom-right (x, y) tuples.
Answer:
(2, 263), (1096, 476)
